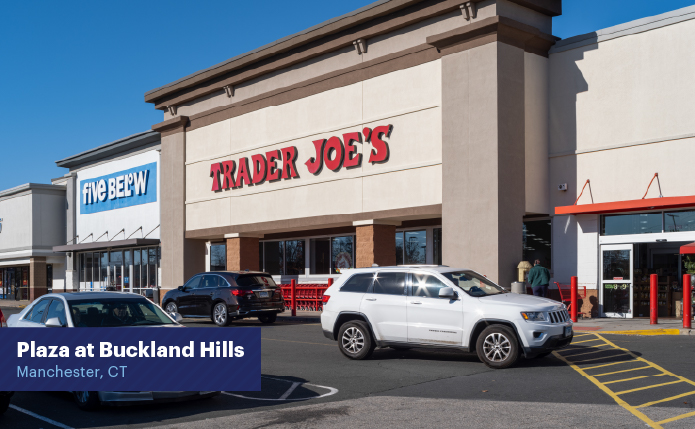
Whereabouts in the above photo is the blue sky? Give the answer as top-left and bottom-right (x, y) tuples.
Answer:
(1, 0), (693, 190)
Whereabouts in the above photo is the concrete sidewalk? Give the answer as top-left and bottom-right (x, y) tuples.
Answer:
(0, 300), (29, 308)
(574, 317), (694, 336)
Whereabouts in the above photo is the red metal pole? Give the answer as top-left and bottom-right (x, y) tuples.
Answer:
(291, 279), (296, 317)
(570, 276), (578, 323)
(650, 273), (658, 325)
(684, 274), (692, 329)
(327, 278), (334, 287)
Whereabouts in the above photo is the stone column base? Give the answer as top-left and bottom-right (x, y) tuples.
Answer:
(226, 236), (260, 271)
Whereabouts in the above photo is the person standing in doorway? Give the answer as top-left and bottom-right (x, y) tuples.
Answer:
(527, 259), (550, 298)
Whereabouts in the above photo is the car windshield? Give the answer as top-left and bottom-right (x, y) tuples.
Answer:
(441, 271), (507, 297)
(235, 275), (278, 289)
(67, 298), (176, 327)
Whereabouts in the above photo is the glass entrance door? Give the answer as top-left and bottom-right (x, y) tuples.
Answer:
(601, 244), (634, 318)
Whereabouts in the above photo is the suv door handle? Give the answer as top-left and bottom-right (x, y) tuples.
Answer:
(209, 292), (214, 296)
(365, 298), (377, 301)
(411, 301), (422, 305)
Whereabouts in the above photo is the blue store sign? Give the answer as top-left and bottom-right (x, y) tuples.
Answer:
(80, 162), (157, 214)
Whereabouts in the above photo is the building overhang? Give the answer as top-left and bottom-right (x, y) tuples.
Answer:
(554, 196), (695, 216)
(53, 239), (161, 253)
(680, 242), (695, 255)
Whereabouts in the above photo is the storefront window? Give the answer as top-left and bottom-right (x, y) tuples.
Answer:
(210, 244), (227, 271)
(664, 210), (695, 233)
(264, 241), (284, 275)
(601, 213), (662, 236)
(109, 251), (123, 290)
(148, 248), (157, 287)
(434, 228), (442, 266)
(124, 250), (131, 292)
(396, 230), (426, 265)
(310, 238), (330, 275)
(133, 249), (141, 291)
(285, 240), (305, 275)
(141, 249), (148, 287)
(100, 252), (108, 289)
(47, 264), (53, 293)
(331, 236), (354, 273)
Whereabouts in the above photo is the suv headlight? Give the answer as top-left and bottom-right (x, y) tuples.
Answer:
(521, 311), (546, 322)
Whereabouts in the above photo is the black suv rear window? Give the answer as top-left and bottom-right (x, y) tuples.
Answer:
(236, 275), (278, 289)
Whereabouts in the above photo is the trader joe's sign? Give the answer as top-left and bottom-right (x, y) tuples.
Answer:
(209, 125), (391, 192)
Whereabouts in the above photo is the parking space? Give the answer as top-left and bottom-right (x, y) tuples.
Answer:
(4, 308), (695, 428)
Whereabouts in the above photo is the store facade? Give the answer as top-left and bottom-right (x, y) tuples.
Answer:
(146, 0), (559, 290)
(52, 131), (162, 296)
(0, 183), (66, 300)
(142, 0), (695, 318)
(550, 5), (695, 317)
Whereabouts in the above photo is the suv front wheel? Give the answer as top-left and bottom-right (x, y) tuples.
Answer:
(338, 321), (375, 360)
(476, 325), (519, 369)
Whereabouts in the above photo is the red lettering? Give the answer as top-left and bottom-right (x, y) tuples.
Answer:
(342, 132), (362, 169)
(210, 163), (222, 191)
(221, 160), (236, 189)
(235, 157), (252, 187)
(305, 139), (324, 175)
(368, 125), (391, 164)
(251, 154), (267, 184)
(281, 146), (299, 179)
(266, 150), (281, 182)
(323, 136), (343, 171)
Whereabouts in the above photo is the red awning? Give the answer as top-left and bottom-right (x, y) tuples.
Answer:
(681, 243), (695, 255)
(555, 196), (695, 216)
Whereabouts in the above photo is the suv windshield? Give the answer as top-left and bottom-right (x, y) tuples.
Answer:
(67, 298), (176, 327)
(235, 275), (278, 289)
(441, 271), (507, 297)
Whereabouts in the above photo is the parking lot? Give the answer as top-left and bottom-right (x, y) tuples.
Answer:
(3, 306), (695, 428)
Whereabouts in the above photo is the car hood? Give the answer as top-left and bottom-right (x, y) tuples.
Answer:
(477, 293), (561, 311)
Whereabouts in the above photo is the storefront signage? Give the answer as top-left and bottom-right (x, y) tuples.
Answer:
(209, 125), (392, 192)
(80, 162), (157, 214)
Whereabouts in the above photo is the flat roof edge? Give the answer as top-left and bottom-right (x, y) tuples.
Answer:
(55, 131), (160, 169)
(0, 183), (66, 199)
(551, 4), (695, 54)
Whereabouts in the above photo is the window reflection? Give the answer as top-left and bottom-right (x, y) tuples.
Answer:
(210, 244), (227, 271)
(665, 210), (695, 233)
(601, 213), (662, 236)
(285, 240), (305, 275)
(332, 236), (354, 273)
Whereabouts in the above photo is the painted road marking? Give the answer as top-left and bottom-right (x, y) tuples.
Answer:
(554, 333), (695, 428)
(9, 404), (74, 429)
(224, 375), (339, 402)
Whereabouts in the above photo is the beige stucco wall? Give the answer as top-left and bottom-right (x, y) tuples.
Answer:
(524, 52), (549, 215)
(549, 18), (695, 208)
(185, 60), (442, 232)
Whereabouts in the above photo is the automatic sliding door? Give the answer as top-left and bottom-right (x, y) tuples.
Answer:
(601, 244), (634, 318)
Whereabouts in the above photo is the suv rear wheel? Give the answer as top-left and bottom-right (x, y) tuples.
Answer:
(338, 321), (375, 360)
(212, 303), (231, 327)
(476, 325), (519, 369)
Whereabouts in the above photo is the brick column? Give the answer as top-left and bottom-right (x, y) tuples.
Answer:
(355, 223), (397, 268)
(226, 235), (260, 271)
(29, 257), (47, 301)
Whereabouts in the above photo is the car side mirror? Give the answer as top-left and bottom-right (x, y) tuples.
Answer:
(439, 287), (458, 299)
(45, 317), (65, 328)
(169, 312), (183, 323)
(178, 286), (186, 292)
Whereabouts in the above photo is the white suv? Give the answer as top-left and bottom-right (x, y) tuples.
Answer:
(321, 266), (573, 369)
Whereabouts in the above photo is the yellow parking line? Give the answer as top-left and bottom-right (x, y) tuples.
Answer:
(571, 352), (631, 364)
(636, 390), (695, 408)
(560, 347), (612, 358)
(553, 350), (660, 428)
(583, 360), (638, 371)
(572, 338), (605, 344)
(657, 410), (695, 425)
(572, 333), (595, 338)
(614, 380), (684, 395)
(603, 376), (650, 385)
(593, 366), (654, 377)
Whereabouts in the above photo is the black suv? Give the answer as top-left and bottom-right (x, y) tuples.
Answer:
(162, 271), (285, 326)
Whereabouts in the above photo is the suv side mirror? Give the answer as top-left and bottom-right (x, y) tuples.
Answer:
(178, 286), (186, 292)
(439, 287), (458, 299)
(45, 317), (65, 328)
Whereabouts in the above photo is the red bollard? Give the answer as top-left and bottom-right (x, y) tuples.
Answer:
(684, 274), (692, 329)
(327, 278), (334, 287)
(650, 274), (658, 325)
(570, 276), (578, 322)
(291, 279), (297, 317)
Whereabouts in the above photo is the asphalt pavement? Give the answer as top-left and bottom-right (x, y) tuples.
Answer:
(2, 305), (695, 428)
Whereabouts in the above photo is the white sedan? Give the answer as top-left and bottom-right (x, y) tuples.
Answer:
(8, 291), (219, 410)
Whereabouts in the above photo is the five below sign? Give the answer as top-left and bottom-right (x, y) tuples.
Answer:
(209, 125), (392, 192)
